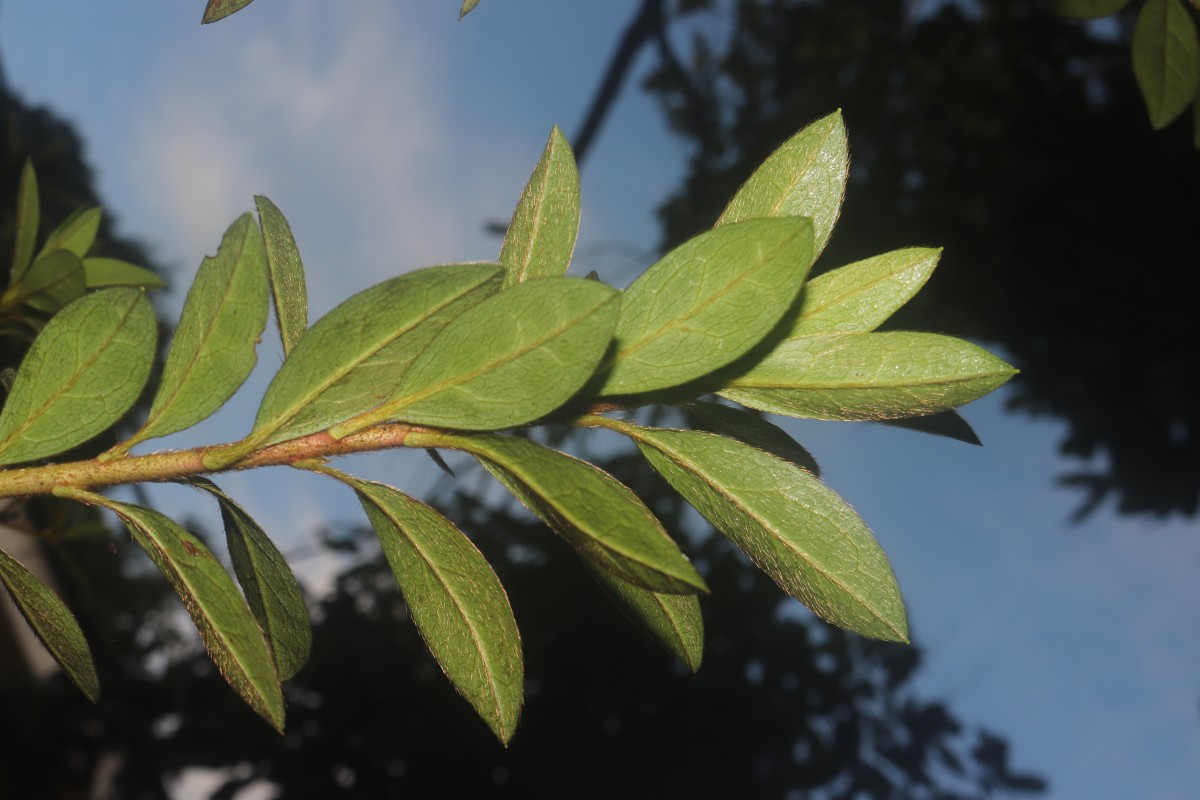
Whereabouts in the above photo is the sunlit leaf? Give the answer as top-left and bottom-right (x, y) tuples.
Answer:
(125, 213), (268, 448)
(720, 332), (1016, 421)
(598, 217), (813, 396)
(349, 478), (522, 744)
(40, 207), (100, 259)
(879, 410), (982, 446)
(783, 248), (940, 336)
(500, 127), (581, 288)
(62, 491), (284, 730)
(588, 563), (703, 671)
(434, 432), (707, 594)
(685, 401), (819, 475)
(0, 545), (99, 701)
(255, 196), (308, 357)
(202, 0), (255, 24)
(83, 257), (166, 290)
(345, 277), (620, 433)
(717, 110), (847, 257)
(0, 289), (156, 466)
(460, 0), (482, 18)
(1050, 0), (1132, 18)
(1133, 0), (1200, 129)
(252, 264), (502, 447)
(193, 479), (312, 681)
(619, 424), (908, 642)
(19, 250), (87, 313)
(12, 160), (39, 283)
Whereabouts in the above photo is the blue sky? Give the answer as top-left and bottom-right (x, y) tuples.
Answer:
(3, 2), (1198, 798)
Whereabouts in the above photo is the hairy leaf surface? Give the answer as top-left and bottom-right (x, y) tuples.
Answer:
(588, 564), (703, 671)
(1133, 0), (1200, 128)
(255, 196), (308, 356)
(500, 127), (580, 288)
(686, 401), (819, 475)
(202, 0), (255, 23)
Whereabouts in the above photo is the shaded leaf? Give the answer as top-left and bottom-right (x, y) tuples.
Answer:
(193, 479), (312, 681)
(460, 0), (482, 18)
(1133, 0), (1200, 129)
(717, 110), (848, 257)
(720, 332), (1016, 421)
(83, 257), (167, 290)
(619, 424), (908, 642)
(598, 217), (813, 396)
(255, 196), (308, 357)
(1050, 0), (1132, 18)
(500, 127), (581, 288)
(436, 432), (707, 593)
(878, 410), (982, 446)
(19, 250), (87, 313)
(349, 478), (522, 744)
(126, 213), (268, 448)
(587, 563), (703, 671)
(12, 160), (38, 283)
(783, 248), (940, 336)
(0, 545), (99, 701)
(345, 277), (620, 433)
(61, 490), (284, 729)
(202, 0), (255, 24)
(252, 263), (502, 447)
(0, 289), (156, 466)
(686, 401), (820, 475)
(40, 207), (101, 259)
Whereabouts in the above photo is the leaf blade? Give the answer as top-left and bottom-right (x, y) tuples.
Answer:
(685, 401), (820, 475)
(19, 250), (87, 313)
(255, 196), (308, 357)
(500, 127), (581, 288)
(1133, 0), (1200, 129)
(588, 563), (703, 671)
(83, 257), (166, 290)
(202, 0), (255, 24)
(40, 207), (101, 259)
(12, 160), (39, 283)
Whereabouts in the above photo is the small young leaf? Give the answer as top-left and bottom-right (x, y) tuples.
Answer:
(500, 127), (581, 288)
(686, 401), (820, 475)
(18, 250), (87, 313)
(0, 289), (156, 466)
(345, 277), (620, 433)
(460, 0), (482, 18)
(255, 196), (308, 357)
(83, 257), (167, 290)
(1133, 0), (1200, 129)
(621, 424), (908, 642)
(39, 207), (101, 259)
(126, 213), (268, 448)
(716, 110), (848, 257)
(202, 0), (255, 24)
(1050, 0), (1132, 18)
(192, 479), (312, 681)
(587, 563), (703, 671)
(879, 409), (982, 445)
(62, 491), (284, 730)
(720, 332), (1017, 421)
(349, 478), (522, 744)
(434, 432), (707, 594)
(0, 545), (100, 701)
(783, 248), (941, 337)
(12, 160), (39, 283)
(598, 217), (813, 397)
(251, 264), (502, 447)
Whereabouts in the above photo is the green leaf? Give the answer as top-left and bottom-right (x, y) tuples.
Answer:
(39, 207), (101, 259)
(1133, 0), (1200, 129)
(202, 0), (255, 23)
(251, 264), (502, 447)
(622, 424), (908, 642)
(460, 0), (482, 18)
(719, 332), (1017, 421)
(193, 479), (312, 681)
(500, 127), (581, 288)
(685, 401), (820, 475)
(12, 160), (39, 283)
(1049, 0), (1132, 18)
(437, 432), (707, 594)
(255, 196), (308, 357)
(783, 248), (941, 337)
(83, 257), (167, 290)
(0, 545), (99, 701)
(19, 250), (87, 313)
(587, 563), (703, 671)
(597, 217), (814, 397)
(716, 110), (848, 257)
(879, 410), (982, 446)
(0, 289), (156, 466)
(345, 277), (620, 433)
(66, 492), (284, 730)
(126, 213), (268, 448)
(349, 478), (522, 744)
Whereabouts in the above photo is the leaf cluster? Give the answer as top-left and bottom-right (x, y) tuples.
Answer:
(0, 113), (1014, 742)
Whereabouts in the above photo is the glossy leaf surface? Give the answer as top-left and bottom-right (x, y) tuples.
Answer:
(588, 563), (703, 671)
(627, 426), (908, 642)
(1133, 0), (1200, 128)
(83, 257), (166, 289)
(255, 196), (308, 356)
(20, 250), (86, 313)
(363, 277), (620, 431)
(720, 332), (1016, 421)
(202, 0), (254, 23)
(599, 217), (813, 396)
(0, 289), (156, 466)
(253, 264), (502, 446)
(0, 545), (99, 701)
(686, 401), (819, 475)
(351, 478), (522, 744)
(500, 127), (580, 288)
(194, 479), (312, 681)
(716, 110), (847, 256)
(40, 207), (100, 259)
(12, 160), (38, 283)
